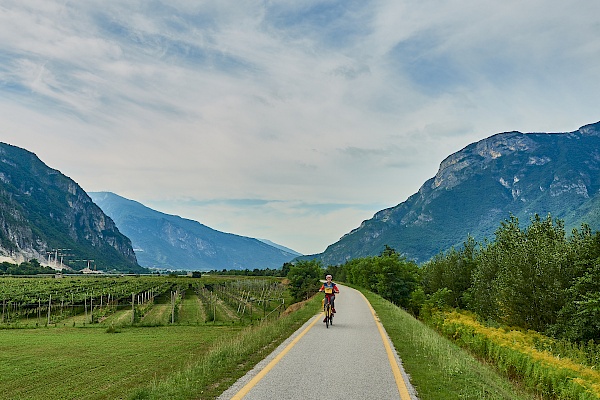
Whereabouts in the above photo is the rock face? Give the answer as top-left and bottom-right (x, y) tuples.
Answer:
(310, 121), (600, 265)
(89, 191), (299, 271)
(0, 143), (142, 272)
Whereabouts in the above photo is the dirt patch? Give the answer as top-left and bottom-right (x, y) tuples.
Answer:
(281, 299), (309, 316)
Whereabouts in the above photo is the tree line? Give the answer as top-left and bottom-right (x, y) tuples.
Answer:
(286, 245), (420, 311)
(208, 267), (289, 277)
(287, 214), (600, 344)
(0, 259), (56, 275)
(421, 214), (600, 343)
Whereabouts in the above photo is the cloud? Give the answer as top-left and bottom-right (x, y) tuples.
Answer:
(1, 0), (599, 254)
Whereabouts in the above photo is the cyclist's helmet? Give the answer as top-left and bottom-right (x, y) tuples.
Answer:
(326, 274), (332, 279)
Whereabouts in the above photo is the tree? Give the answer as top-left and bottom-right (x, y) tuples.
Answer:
(280, 262), (293, 277)
(286, 260), (322, 302)
(550, 227), (600, 341)
(342, 248), (419, 308)
(552, 260), (600, 341)
(323, 264), (346, 283)
(371, 254), (419, 307)
(421, 236), (478, 309)
(470, 214), (572, 331)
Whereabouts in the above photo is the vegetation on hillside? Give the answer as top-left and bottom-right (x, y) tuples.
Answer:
(0, 259), (56, 275)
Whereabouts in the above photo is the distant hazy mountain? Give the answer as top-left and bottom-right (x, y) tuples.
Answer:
(0, 143), (142, 273)
(89, 192), (299, 270)
(258, 239), (302, 256)
(307, 121), (600, 265)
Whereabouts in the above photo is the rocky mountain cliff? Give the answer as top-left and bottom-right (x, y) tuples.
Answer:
(0, 143), (143, 273)
(309, 121), (600, 265)
(89, 192), (299, 270)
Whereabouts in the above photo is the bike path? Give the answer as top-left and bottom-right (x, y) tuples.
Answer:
(218, 284), (418, 400)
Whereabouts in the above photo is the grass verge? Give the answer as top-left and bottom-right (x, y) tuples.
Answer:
(129, 295), (322, 399)
(360, 289), (537, 400)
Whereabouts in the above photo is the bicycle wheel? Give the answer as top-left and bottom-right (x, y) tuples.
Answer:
(325, 305), (330, 328)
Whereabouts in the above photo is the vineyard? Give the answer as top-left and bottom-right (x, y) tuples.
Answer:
(0, 275), (289, 328)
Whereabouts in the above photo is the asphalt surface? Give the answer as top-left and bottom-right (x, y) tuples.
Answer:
(218, 284), (418, 400)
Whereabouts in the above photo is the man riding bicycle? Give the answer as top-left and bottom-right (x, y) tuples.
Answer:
(319, 274), (339, 322)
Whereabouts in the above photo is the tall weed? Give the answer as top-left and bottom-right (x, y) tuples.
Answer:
(431, 310), (600, 399)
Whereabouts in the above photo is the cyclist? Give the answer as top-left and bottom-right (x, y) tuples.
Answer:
(319, 274), (339, 322)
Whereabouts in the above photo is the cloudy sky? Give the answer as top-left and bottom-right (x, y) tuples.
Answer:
(1, 0), (599, 255)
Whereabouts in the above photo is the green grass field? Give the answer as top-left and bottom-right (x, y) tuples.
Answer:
(177, 291), (206, 324)
(0, 325), (243, 400)
(0, 276), (293, 400)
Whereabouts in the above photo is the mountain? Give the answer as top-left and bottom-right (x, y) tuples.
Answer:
(89, 192), (299, 270)
(0, 143), (143, 273)
(258, 239), (302, 256)
(308, 121), (600, 265)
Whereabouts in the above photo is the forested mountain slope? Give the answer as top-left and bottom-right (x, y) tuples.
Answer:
(310, 121), (600, 265)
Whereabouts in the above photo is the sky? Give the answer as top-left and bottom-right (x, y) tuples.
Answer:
(1, 0), (599, 255)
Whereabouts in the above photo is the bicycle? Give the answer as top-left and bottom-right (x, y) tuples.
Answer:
(323, 290), (334, 328)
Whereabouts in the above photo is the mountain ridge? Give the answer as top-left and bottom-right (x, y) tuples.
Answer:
(0, 142), (143, 273)
(258, 239), (302, 256)
(306, 121), (600, 265)
(89, 191), (299, 270)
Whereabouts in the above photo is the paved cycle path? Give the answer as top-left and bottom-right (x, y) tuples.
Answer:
(218, 284), (418, 400)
